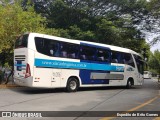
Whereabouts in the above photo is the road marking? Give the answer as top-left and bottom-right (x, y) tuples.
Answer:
(154, 117), (160, 120)
(100, 95), (159, 120)
(127, 96), (159, 112)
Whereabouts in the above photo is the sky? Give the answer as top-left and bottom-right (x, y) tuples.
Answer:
(144, 31), (160, 52)
(150, 42), (160, 52)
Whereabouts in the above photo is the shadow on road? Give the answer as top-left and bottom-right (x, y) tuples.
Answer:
(9, 85), (141, 94)
(10, 87), (66, 94)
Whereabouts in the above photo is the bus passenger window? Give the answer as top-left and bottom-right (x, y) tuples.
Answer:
(67, 44), (79, 59)
(48, 41), (59, 57)
(97, 48), (110, 62)
(48, 44), (54, 56)
(80, 48), (87, 60)
(60, 44), (68, 58)
(35, 37), (47, 55)
(68, 53), (76, 59)
(35, 37), (60, 57)
(80, 46), (95, 61)
(61, 51), (67, 57)
(112, 59), (118, 63)
(111, 51), (119, 63)
(123, 53), (135, 67)
(97, 56), (104, 61)
(80, 54), (87, 60)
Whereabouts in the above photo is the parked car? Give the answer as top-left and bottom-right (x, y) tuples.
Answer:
(143, 71), (152, 79)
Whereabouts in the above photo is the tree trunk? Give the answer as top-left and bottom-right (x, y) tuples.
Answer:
(5, 66), (14, 84)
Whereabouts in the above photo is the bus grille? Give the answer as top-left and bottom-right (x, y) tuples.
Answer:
(15, 55), (26, 61)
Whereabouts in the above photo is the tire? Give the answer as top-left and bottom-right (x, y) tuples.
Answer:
(126, 80), (132, 89)
(66, 77), (79, 92)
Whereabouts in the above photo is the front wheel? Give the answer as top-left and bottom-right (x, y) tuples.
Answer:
(66, 77), (79, 92)
(126, 80), (132, 89)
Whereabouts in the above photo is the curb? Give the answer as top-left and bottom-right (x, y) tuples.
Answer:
(153, 78), (160, 85)
(0, 84), (22, 88)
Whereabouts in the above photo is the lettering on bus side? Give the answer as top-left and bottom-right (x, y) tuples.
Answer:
(116, 66), (124, 72)
(53, 72), (61, 77)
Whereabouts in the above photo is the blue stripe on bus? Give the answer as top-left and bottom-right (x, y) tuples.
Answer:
(80, 42), (111, 50)
(34, 58), (124, 72)
(80, 70), (110, 84)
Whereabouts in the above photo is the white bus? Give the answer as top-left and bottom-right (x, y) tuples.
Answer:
(14, 33), (144, 92)
(143, 71), (152, 79)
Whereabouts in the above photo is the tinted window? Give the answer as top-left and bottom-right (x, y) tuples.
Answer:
(111, 51), (135, 67)
(97, 48), (110, 62)
(35, 37), (59, 57)
(35, 37), (80, 59)
(80, 45), (95, 60)
(35, 37), (112, 62)
(67, 44), (79, 59)
(15, 34), (28, 48)
(144, 71), (148, 74)
(59, 42), (79, 59)
(123, 53), (135, 67)
(134, 55), (143, 74)
(111, 51), (121, 63)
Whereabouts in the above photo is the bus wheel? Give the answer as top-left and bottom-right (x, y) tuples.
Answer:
(66, 77), (79, 92)
(126, 79), (132, 89)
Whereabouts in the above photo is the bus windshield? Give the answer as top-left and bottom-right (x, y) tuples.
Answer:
(134, 55), (144, 74)
(15, 34), (28, 49)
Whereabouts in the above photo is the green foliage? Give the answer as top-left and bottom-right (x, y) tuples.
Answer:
(96, 19), (122, 45)
(0, 3), (45, 50)
(22, 0), (160, 45)
(148, 50), (160, 74)
(148, 0), (160, 14)
(33, 0), (148, 51)
(0, 2), (46, 66)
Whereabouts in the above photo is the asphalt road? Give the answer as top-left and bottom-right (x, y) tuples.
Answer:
(0, 78), (159, 120)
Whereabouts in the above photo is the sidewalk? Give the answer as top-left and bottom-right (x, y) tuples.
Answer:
(152, 77), (160, 86)
(0, 81), (21, 89)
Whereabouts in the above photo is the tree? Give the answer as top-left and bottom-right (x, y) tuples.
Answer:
(7, 0), (160, 45)
(148, 50), (160, 75)
(0, 2), (46, 84)
(21, 0), (150, 53)
(31, 0), (148, 50)
(0, 2), (46, 50)
(144, 0), (160, 45)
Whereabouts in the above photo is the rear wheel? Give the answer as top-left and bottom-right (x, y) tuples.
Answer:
(66, 77), (79, 92)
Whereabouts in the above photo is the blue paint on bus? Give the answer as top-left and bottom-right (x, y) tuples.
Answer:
(34, 58), (124, 72)
(79, 70), (109, 84)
